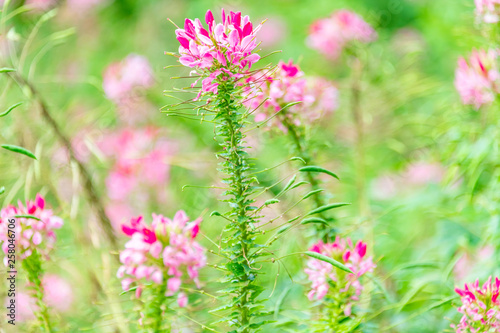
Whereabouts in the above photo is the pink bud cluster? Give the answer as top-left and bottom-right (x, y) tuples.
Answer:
(305, 237), (375, 316)
(242, 60), (338, 129)
(455, 49), (500, 110)
(103, 54), (154, 123)
(307, 10), (377, 60)
(452, 276), (500, 332)
(117, 211), (206, 307)
(0, 194), (63, 264)
(99, 127), (176, 228)
(475, 0), (500, 23)
(174, 9), (262, 98)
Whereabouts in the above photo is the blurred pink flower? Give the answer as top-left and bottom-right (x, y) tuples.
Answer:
(99, 127), (175, 228)
(371, 174), (400, 200)
(25, 0), (56, 11)
(404, 162), (444, 185)
(455, 49), (500, 109)
(307, 10), (377, 60)
(305, 237), (375, 316)
(117, 212), (206, 307)
(452, 276), (500, 332)
(67, 0), (105, 12)
(174, 9), (262, 99)
(454, 246), (494, 282)
(43, 274), (74, 312)
(14, 292), (38, 322)
(257, 17), (287, 49)
(0, 194), (63, 264)
(475, 0), (500, 23)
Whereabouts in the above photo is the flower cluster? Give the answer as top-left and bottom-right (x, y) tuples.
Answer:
(15, 274), (74, 322)
(242, 60), (338, 128)
(174, 9), (262, 98)
(117, 211), (206, 307)
(0, 194), (63, 264)
(454, 49), (500, 109)
(103, 54), (154, 123)
(452, 276), (500, 332)
(307, 10), (377, 60)
(475, 0), (500, 23)
(99, 127), (176, 228)
(305, 237), (375, 316)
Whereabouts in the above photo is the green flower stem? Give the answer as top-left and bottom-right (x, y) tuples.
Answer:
(281, 116), (334, 241)
(215, 81), (262, 332)
(142, 283), (169, 332)
(22, 251), (52, 333)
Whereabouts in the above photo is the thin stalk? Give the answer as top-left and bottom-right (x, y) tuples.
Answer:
(281, 116), (333, 241)
(8, 73), (117, 248)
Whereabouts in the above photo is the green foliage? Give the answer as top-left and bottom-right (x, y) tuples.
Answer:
(1, 144), (37, 159)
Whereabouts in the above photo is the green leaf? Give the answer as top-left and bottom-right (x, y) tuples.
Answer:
(0, 68), (15, 73)
(278, 175), (296, 196)
(290, 156), (306, 164)
(264, 199), (280, 205)
(305, 203), (350, 216)
(300, 217), (328, 225)
(0, 102), (22, 117)
(277, 225), (292, 234)
(302, 189), (323, 200)
(299, 166), (340, 180)
(13, 215), (42, 221)
(305, 251), (353, 273)
(0, 187), (4, 195)
(1, 144), (37, 159)
(210, 211), (222, 217)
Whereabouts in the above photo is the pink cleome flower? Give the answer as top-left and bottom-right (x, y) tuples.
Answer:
(0, 194), (63, 265)
(174, 9), (262, 99)
(242, 60), (338, 129)
(117, 211), (206, 307)
(99, 127), (176, 228)
(307, 10), (377, 60)
(475, 0), (500, 23)
(452, 276), (500, 332)
(103, 54), (154, 103)
(305, 237), (375, 316)
(455, 49), (500, 109)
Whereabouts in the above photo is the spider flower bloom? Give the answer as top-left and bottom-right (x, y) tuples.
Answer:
(455, 49), (500, 109)
(103, 54), (154, 103)
(308, 10), (377, 59)
(475, 0), (500, 23)
(0, 194), (63, 265)
(242, 60), (338, 127)
(305, 237), (375, 316)
(174, 9), (262, 98)
(117, 211), (206, 307)
(452, 276), (500, 332)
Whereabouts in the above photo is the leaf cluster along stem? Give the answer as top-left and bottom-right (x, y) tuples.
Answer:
(215, 81), (266, 332)
(281, 116), (335, 241)
(22, 251), (52, 333)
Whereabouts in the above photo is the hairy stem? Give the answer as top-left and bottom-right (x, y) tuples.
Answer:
(8, 73), (117, 248)
(216, 81), (260, 332)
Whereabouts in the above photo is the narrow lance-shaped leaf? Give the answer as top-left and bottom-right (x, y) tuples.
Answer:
(13, 215), (42, 221)
(0, 187), (4, 195)
(264, 199), (280, 205)
(0, 68), (15, 73)
(301, 217), (328, 225)
(299, 166), (340, 180)
(305, 203), (350, 216)
(302, 189), (323, 200)
(305, 251), (353, 273)
(1, 144), (37, 160)
(0, 102), (23, 118)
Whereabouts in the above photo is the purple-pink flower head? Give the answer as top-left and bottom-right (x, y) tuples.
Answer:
(173, 9), (262, 99)
(308, 10), (377, 60)
(305, 237), (375, 316)
(242, 60), (338, 129)
(452, 276), (500, 332)
(475, 0), (500, 23)
(117, 211), (206, 307)
(0, 194), (63, 265)
(455, 49), (500, 110)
